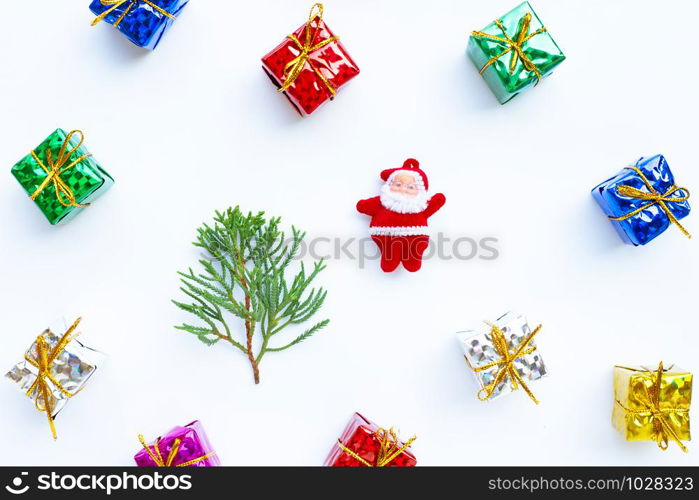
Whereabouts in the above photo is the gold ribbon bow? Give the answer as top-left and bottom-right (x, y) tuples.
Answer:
(609, 166), (691, 239)
(471, 13), (547, 83)
(337, 428), (416, 467)
(616, 362), (689, 453)
(91, 0), (176, 27)
(24, 318), (83, 440)
(473, 322), (543, 404)
(138, 434), (216, 467)
(29, 130), (91, 208)
(280, 3), (339, 95)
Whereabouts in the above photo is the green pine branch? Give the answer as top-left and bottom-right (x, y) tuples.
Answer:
(172, 207), (329, 384)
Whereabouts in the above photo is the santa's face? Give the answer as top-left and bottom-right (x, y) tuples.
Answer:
(389, 173), (420, 198)
(380, 172), (429, 214)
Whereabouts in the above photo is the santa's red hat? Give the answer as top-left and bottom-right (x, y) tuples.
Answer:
(381, 158), (429, 191)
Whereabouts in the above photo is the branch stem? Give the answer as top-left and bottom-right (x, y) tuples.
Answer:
(239, 259), (260, 384)
(214, 329), (246, 354)
(256, 334), (271, 364)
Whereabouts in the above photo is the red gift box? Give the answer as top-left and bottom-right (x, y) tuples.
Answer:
(324, 412), (417, 467)
(261, 3), (360, 116)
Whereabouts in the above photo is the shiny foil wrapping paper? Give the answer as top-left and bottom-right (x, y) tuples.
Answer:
(5, 318), (102, 421)
(457, 311), (546, 400)
(468, 1), (565, 103)
(591, 155), (691, 246)
(613, 365), (692, 445)
(135, 420), (221, 467)
(261, 10), (360, 116)
(89, 0), (188, 50)
(324, 413), (417, 467)
(11, 128), (114, 225)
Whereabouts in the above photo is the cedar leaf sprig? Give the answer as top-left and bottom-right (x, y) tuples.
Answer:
(173, 207), (329, 384)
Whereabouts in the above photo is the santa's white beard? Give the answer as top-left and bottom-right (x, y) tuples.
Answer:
(380, 184), (429, 214)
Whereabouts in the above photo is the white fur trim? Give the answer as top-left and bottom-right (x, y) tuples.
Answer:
(380, 183), (429, 214)
(386, 170), (426, 192)
(369, 226), (429, 236)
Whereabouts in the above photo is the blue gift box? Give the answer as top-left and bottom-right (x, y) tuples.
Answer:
(89, 0), (188, 50)
(591, 155), (691, 246)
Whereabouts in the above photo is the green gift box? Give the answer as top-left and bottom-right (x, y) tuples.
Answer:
(468, 1), (565, 104)
(11, 129), (114, 225)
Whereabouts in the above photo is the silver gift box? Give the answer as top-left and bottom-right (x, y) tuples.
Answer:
(456, 311), (547, 400)
(5, 318), (102, 419)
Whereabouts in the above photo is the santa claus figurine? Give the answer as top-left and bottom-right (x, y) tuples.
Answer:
(357, 158), (446, 272)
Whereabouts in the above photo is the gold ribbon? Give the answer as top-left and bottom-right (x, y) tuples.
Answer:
(471, 13), (547, 83)
(337, 427), (416, 467)
(91, 0), (177, 27)
(616, 362), (689, 453)
(609, 166), (691, 239)
(137, 434), (216, 467)
(279, 3), (338, 95)
(29, 130), (91, 208)
(473, 322), (542, 404)
(24, 318), (83, 440)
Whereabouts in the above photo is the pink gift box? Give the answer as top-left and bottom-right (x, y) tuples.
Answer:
(134, 420), (220, 467)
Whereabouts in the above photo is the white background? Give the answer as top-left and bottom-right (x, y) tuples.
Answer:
(0, 0), (697, 466)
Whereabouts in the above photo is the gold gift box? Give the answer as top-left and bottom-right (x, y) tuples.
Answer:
(612, 364), (692, 451)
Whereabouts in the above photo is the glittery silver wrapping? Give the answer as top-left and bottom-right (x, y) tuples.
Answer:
(456, 311), (546, 400)
(5, 318), (102, 419)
